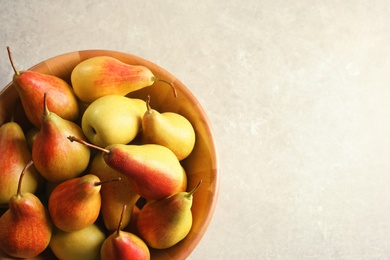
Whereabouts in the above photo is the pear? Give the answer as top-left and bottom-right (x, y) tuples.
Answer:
(6, 46), (79, 128)
(0, 161), (53, 258)
(25, 126), (39, 151)
(49, 224), (106, 260)
(68, 136), (186, 200)
(89, 152), (140, 232)
(48, 174), (120, 232)
(32, 93), (91, 183)
(82, 95), (146, 147)
(100, 205), (150, 260)
(0, 121), (39, 206)
(70, 55), (177, 104)
(137, 180), (202, 249)
(142, 95), (196, 160)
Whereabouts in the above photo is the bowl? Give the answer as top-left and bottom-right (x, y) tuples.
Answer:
(0, 50), (219, 259)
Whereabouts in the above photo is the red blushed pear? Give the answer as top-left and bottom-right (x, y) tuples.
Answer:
(0, 161), (53, 258)
(70, 55), (177, 104)
(68, 136), (186, 201)
(32, 93), (90, 183)
(137, 180), (202, 249)
(48, 174), (121, 232)
(100, 205), (150, 260)
(0, 121), (40, 206)
(6, 46), (79, 128)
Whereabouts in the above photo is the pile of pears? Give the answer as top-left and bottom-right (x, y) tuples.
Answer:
(0, 47), (201, 260)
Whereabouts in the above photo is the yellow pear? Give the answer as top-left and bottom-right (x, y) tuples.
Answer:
(142, 96), (196, 160)
(71, 56), (176, 104)
(81, 95), (146, 147)
(49, 224), (106, 260)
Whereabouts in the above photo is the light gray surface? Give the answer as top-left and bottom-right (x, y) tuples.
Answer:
(1, 1), (390, 259)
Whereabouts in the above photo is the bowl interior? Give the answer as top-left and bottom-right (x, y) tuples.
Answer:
(0, 50), (219, 260)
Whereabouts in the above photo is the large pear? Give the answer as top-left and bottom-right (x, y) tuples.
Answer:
(32, 93), (90, 183)
(81, 95), (146, 147)
(68, 136), (186, 201)
(71, 56), (175, 104)
(7, 47), (79, 128)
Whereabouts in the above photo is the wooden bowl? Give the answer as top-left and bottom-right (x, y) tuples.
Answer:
(0, 50), (219, 259)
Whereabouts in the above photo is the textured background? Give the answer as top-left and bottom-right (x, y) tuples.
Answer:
(1, 1), (390, 259)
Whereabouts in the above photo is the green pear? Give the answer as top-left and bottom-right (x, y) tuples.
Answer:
(71, 55), (176, 104)
(68, 136), (186, 201)
(49, 224), (106, 260)
(89, 153), (140, 232)
(0, 121), (40, 206)
(0, 161), (53, 258)
(48, 174), (119, 232)
(7, 46), (79, 128)
(81, 95), (146, 147)
(32, 93), (91, 183)
(142, 96), (196, 160)
(136, 180), (202, 249)
(100, 205), (150, 260)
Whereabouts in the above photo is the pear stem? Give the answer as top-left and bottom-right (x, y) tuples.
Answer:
(43, 92), (49, 117)
(16, 160), (34, 197)
(6, 46), (20, 76)
(146, 95), (152, 114)
(116, 204), (127, 236)
(67, 136), (110, 154)
(94, 177), (121, 186)
(186, 179), (202, 198)
(152, 76), (178, 98)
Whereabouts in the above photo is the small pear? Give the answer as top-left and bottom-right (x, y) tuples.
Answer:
(137, 180), (202, 249)
(32, 93), (91, 183)
(82, 95), (146, 147)
(0, 121), (39, 206)
(71, 55), (176, 104)
(49, 224), (106, 260)
(0, 161), (53, 258)
(68, 136), (186, 200)
(100, 205), (150, 260)
(7, 46), (79, 128)
(142, 95), (196, 160)
(48, 174), (120, 232)
(89, 153), (140, 232)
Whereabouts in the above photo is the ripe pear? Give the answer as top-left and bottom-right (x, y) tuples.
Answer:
(0, 161), (53, 258)
(142, 96), (196, 160)
(89, 152), (140, 232)
(68, 136), (186, 200)
(82, 95), (146, 147)
(100, 205), (150, 260)
(137, 180), (202, 249)
(32, 93), (91, 183)
(6, 46), (79, 128)
(71, 55), (176, 104)
(48, 174), (119, 232)
(0, 121), (39, 206)
(49, 224), (106, 260)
